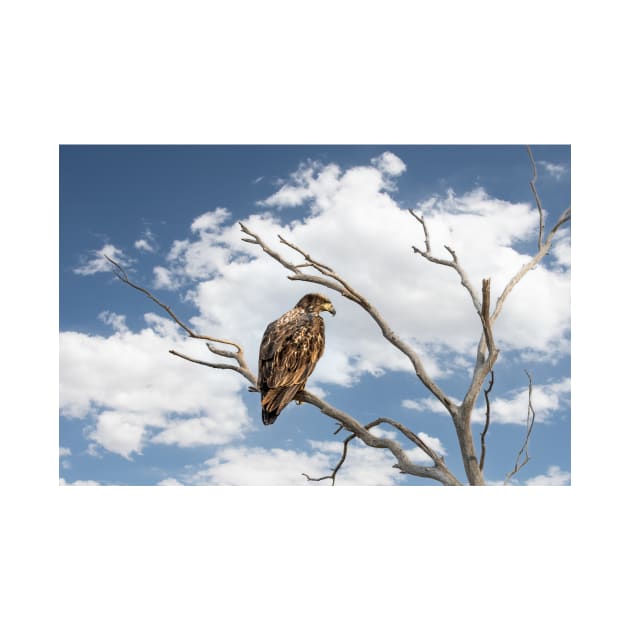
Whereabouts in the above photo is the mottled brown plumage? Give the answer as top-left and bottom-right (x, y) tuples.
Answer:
(258, 293), (336, 425)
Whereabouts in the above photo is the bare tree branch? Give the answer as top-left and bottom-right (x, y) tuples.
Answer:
(239, 223), (458, 417)
(297, 392), (462, 486)
(105, 255), (461, 485)
(105, 255), (257, 384)
(504, 370), (536, 484)
(409, 209), (483, 314)
(302, 432), (355, 486)
(490, 205), (570, 328)
(490, 147), (571, 328)
(479, 370), (494, 472)
(169, 349), (257, 386)
(302, 415), (449, 486)
(105, 255), (245, 353)
(526, 145), (545, 249)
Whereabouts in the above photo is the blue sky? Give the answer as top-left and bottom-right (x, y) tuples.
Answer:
(59, 145), (570, 485)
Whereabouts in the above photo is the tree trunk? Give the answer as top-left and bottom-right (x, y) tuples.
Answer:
(453, 409), (485, 485)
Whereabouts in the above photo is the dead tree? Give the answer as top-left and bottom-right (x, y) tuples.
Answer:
(107, 148), (570, 486)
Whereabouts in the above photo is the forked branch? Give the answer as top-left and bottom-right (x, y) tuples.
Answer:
(409, 209), (483, 315)
(239, 223), (457, 417)
(105, 255), (255, 383)
(302, 415), (451, 486)
(106, 256), (460, 486)
(296, 394), (461, 485)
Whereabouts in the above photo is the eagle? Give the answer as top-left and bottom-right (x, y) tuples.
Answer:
(258, 293), (336, 425)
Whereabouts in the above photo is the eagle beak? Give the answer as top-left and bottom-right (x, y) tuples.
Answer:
(326, 303), (336, 316)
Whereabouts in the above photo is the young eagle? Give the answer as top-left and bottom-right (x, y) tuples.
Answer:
(258, 293), (336, 425)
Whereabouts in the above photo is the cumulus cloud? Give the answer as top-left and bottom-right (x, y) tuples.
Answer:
(157, 478), (183, 486)
(540, 161), (568, 180)
(165, 162), (571, 393)
(471, 378), (570, 425)
(311, 427), (447, 470)
(134, 228), (158, 253)
(98, 311), (129, 333)
(135, 239), (154, 252)
(73, 244), (131, 275)
(191, 207), (231, 232)
(158, 207), (238, 286)
(59, 478), (101, 486)
(403, 377), (570, 426)
(524, 465), (570, 485)
(59, 311), (251, 458)
(153, 265), (178, 289)
(188, 441), (405, 485)
(550, 228), (571, 269)
(371, 151), (406, 176)
(257, 161), (342, 210)
(59, 447), (71, 457)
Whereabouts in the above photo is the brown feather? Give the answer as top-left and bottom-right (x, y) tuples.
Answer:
(258, 294), (333, 425)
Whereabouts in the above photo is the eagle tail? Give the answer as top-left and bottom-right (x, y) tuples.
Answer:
(260, 386), (301, 425)
(262, 408), (279, 425)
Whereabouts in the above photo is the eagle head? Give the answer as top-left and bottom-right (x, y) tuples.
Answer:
(295, 293), (336, 316)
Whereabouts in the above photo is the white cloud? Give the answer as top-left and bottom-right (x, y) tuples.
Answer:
(73, 243), (131, 275)
(59, 447), (71, 457)
(471, 377), (570, 425)
(550, 228), (571, 269)
(413, 432), (447, 458)
(540, 161), (568, 180)
(59, 478), (101, 486)
(134, 239), (154, 252)
(160, 160), (570, 392)
(191, 447), (331, 485)
(190, 441), (405, 485)
(157, 477), (183, 486)
(153, 265), (178, 289)
(89, 410), (159, 460)
(402, 397), (454, 414)
(371, 151), (406, 176)
(403, 377), (570, 426)
(191, 207), (231, 232)
(162, 207), (237, 283)
(59, 311), (251, 458)
(258, 161), (343, 212)
(525, 465), (570, 485)
(151, 415), (248, 448)
(134, 228), (158, 253)
(98, 310), (129, 333)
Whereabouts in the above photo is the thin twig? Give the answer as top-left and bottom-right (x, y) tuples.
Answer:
(479, 370), (494, 472)
(526, 145), (545, 250)
(105, 255), (244, 354)
(302, 434), (355, 486)
(169, 350), (256, 386)
(409, 209), (483, 314)
(105, 255), (256, 384)
(504, 370), (536, 484)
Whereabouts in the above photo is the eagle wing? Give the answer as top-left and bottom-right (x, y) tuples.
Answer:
(258, 308), (325, 424)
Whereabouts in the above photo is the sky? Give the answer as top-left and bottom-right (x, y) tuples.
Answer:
(59, 144), (571, 486)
